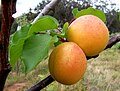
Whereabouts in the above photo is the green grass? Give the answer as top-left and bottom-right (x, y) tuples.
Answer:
(5, 48), (120, 91)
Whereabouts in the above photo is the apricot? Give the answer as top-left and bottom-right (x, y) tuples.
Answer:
(48, 42), (87, 85)
(67, 15), (109, 57)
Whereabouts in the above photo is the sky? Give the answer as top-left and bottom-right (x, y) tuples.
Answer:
(13, 0), (43, 17)
(13, 0), (120, 18)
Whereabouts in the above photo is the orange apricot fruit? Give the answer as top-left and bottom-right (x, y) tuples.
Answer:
(67, 15), (109, 57)
(48, 42), (87, 85)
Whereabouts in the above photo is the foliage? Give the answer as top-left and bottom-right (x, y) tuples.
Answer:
(72, 7), (106, 22)
(9, 24), (31, 67)
(28, 16), (59, 35)
(16, 14), (31, 27)
(9, 16), (59, 73)
(22, 34), (54, 73)
(106, 10), (120, 34)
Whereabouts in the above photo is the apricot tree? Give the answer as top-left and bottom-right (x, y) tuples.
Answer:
(0, 0), (120, 91)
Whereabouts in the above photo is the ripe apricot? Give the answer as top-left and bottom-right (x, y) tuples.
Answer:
(67, 15), (109, 57)
(48, 42), (87, 85)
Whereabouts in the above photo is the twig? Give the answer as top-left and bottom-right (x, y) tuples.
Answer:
(26, 75), (54, 91)
(105, 34), (120, 49)
(32, 0), (61, 24)
(27, 34), (120, 91)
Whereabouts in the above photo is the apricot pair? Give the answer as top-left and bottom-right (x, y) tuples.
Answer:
(48, 15), (109, 85)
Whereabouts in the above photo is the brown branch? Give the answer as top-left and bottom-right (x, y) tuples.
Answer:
(26, 75), (54, 91)
(105, 34), (120, 49)
(0, 0), (17, 91)
(32, 0), (61, 23)
(27, 34), (120, 91)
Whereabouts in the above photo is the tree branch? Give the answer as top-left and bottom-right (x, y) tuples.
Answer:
(105, 34), (120, 49)
(0, 0), (17, 90)
(27, 75), (54, 91)
(32, 0), (61, 24)
(27, 34), (120, 91)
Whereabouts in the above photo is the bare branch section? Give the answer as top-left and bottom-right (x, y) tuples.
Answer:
(27, 75), (54, 91)
(105, 34), (120, 49)
(27, 34), (120, 91)
(32, 0), (61, 23)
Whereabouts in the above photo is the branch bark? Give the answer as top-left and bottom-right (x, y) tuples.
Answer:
(27, 34), (120, 91)
(27, 75), (54, 91)
(32, 0), (61, 23)
(0, 0), (17, 90)
(105, 34), (120, 49)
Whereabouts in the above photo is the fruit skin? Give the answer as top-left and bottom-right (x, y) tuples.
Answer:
(67, 15), (109, 57)
(48, 42), (87, 85)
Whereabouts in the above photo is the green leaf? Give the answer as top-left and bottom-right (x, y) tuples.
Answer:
(72, 8), (79, 17)
(22, 34), (55, 73)
(75, 7), (106, 22)
(28, 16), (59, 35)
(11, 24), (31, 44)
(62, 22), (69, 37)
(9, 25), (31, 67)
(49, 35), (58, 47)
(54, 40), (63, 47)
(9, 40), (24, 67)
(50, 22), (69, 39)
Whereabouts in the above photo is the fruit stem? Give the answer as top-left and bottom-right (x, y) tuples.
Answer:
(58, 36), (68, 42)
